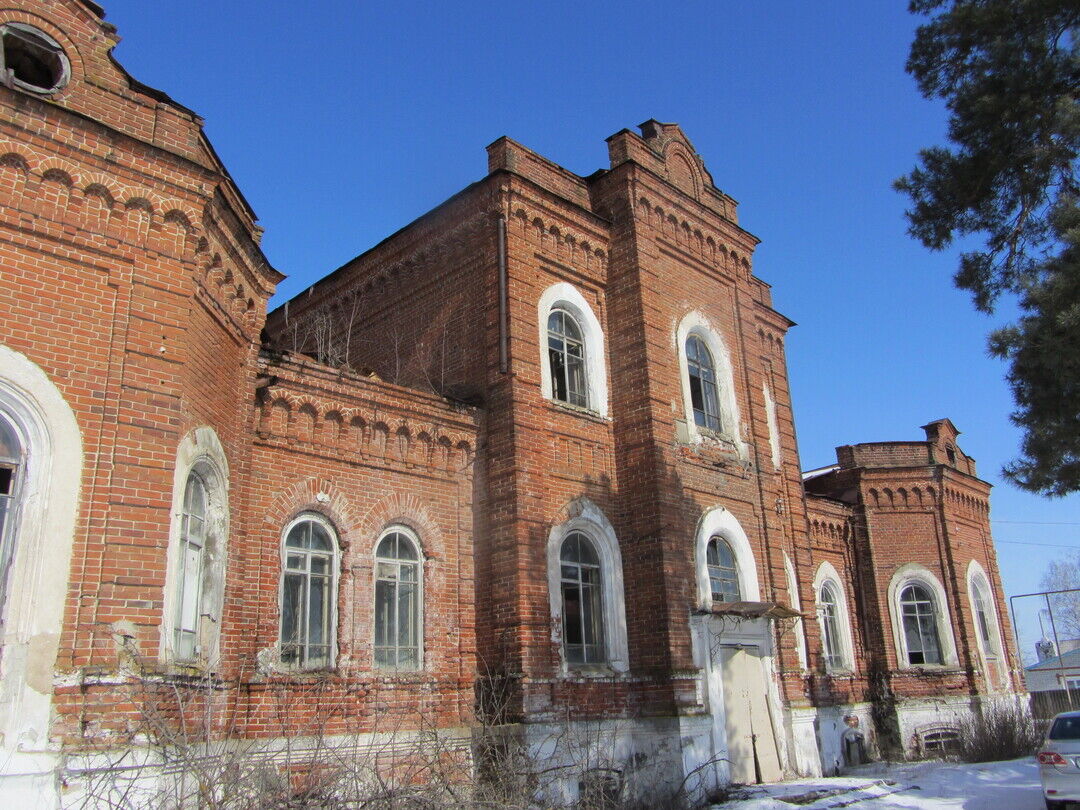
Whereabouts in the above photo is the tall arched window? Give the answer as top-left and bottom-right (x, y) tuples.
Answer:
(548, 308), (588, 408)
(706, 536), (740, 602)
(820, 582), (844, 670)
(686, 334), (721, 431)
(0, 413), (23, 620)
(971, 579), (995, 655)
(560, 531), (604, 664)
(281, 515), (337, 669)
(374, 528), (421, 670)
(173, 473), (208, 660)
(900, 583), (943, 665)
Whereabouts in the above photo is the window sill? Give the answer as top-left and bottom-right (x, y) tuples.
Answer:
(897, 665), (964, 675)
(547, 399), (609, 423)
(561, 663), (624, 680)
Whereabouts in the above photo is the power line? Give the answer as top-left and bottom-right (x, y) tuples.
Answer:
(993, 520), (1080, 526)
(998, 540), (1080, 550)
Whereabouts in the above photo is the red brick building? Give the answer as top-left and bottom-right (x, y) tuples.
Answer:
(0, 2), (1023, 804)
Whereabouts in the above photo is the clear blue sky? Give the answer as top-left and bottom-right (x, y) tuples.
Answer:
(102, 0), (1078, 659)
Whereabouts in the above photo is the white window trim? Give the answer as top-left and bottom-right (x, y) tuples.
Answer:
(537, 282), (608, 417)
(886, 563), (959, 669)
(546, 500), (628, 673)
(0, 345), (81, 754)
(372, 524), (425, 671)
(674, 311), (744, 455)
(967, 560), (1005, 672)
(161, 426), (229, 665)
(784, 552), (809, 671)
(813, 562), (856, 673)
(694, 506), (760, 610)
(279, 511), (340, 670)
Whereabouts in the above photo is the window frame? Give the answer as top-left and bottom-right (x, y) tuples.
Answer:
(537, 282), (608, 417)
(559, 530), (606, 665)
(547, 307), (590, 409)
(694, 506), (760, 611)
(279, 512), (339, 671)
(373, 525), (424, 671)
(162, 427), (229, 666)
(899, 582), (944, 666)
(813, 562), (855, 673)
(674, 312), (743, 454)
(546, 502), (628, 673)
(886, 564), (959, 670)
(0, 23), (70, 95)
(686, 334), (722, 432)
(173, 471), (208, 661)
(706, 535), (741, 603)
(967, 560), (1006, 688)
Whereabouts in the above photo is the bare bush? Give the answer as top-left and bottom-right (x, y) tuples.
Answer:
(955, 700), (1041, 763)
(65, 654), (723, 810)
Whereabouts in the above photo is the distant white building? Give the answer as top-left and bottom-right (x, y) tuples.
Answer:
(1026, 648), (1080, 692)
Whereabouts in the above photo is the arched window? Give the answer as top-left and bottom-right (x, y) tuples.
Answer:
(374, 528), (421, 670)
(675, 312), (743, 454)
(0, 412), (23, 619)
(971, 579), (994, 654)
(537, 283), (609, 416)
(686, 335), (721, 432)
(173, 472), (208, 660)
(900, 583), (943, 665)
(706, 536), (740, 602)
(560, 531), (604, 664)
(281, 515), (337, 669)
(0, 23), (70, 95)
(548, 308), (588, 408)
(164, 427), (229, 665)
(820, 582), (844, 670)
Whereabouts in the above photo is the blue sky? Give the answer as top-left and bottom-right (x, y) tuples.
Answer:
(101, 1), (1077, 658)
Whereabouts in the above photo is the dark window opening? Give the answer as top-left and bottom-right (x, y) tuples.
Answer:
(1, 24), (69, 94)
(946, 446), (956, 464)
(0, 466), (11, 496)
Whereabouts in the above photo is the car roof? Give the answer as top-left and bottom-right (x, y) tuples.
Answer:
(1052, 710), (1080, 720)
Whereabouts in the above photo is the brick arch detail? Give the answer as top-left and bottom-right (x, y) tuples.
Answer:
(355, 492), (446, 562)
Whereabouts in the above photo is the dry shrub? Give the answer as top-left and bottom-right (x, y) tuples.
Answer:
(956, 700), (1041, 763)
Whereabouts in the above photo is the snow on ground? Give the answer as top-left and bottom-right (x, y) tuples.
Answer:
(712, 757), (1046, 809)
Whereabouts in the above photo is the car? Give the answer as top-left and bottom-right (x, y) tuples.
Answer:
(1038, 710), (1080, 809)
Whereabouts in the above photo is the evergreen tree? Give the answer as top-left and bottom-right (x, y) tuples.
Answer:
(896, 0), (1080, 495)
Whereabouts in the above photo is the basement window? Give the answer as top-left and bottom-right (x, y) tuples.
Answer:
(1, 23), (70, 94)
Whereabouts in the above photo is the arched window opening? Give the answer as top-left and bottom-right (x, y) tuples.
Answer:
(173, 473), (207, 660)
(706, 536), (740, 602)
(900, 583), (942, 665)
(0, 24), (69, 94)
(686, 334), (721, 431)
(548, 308), (588, 408)
(971, 579), (996, 657)
(820, 582), (844, 670)
(374, 529), (421, 670)
(560, 531), (604, 664)
(281, 517), (336, 669)
(0, 413), (23, 620)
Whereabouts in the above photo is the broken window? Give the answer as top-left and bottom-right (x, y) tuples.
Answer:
(686, 334), (721, 431)
(820, 582), (844, 670)
(173, 473), (207, 661)
(560, 531), (604, 664)
(548, 308), (588, 409)
(1, 23), (69, 94)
